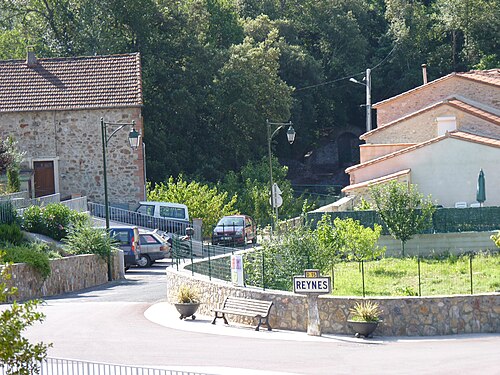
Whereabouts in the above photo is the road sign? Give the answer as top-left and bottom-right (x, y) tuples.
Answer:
(269, 194), (283, 208)
(272, 183), (282, 196)
(293, 269), (331, 294)
(270, 183), (283, 208)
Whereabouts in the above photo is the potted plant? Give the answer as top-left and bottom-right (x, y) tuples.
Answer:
(347, 300), (382, 338)
(174, 285), (200, 320)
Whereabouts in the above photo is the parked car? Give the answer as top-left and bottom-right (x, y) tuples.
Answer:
(212, 215), (257, 246)
(136, 230), (171, 267)
(109, 227), (140, 271)
(135, 201), (190, 234)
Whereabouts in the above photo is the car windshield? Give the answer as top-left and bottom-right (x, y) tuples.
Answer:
(218, 217), (244, 227)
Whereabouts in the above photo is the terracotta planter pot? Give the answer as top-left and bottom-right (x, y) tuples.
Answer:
(174, 303), (200, 320)
(347, 320), (379, 338)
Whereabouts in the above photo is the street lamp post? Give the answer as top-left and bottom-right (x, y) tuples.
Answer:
(266, 119), (296, 234)
(100, 117), (141, 281)
(349, 68), (372, 133)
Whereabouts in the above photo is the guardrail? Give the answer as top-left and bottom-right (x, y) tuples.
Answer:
(88, 202), (193, 235)
(61, 196), (88, 212)
(0, 357), (216, 375)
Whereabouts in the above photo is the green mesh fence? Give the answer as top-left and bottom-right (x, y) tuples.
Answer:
(307, 207), (500, 234)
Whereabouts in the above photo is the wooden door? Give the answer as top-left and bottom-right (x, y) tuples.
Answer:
(34, 161), (55, 197)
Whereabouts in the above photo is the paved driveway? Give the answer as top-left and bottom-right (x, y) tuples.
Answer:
(23, 260), (500, 375)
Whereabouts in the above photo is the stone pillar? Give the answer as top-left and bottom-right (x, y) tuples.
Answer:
(307, 294), (321, 336)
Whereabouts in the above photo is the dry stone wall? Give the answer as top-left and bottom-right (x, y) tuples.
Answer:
(6, 253), (122, 301)
(167, 267), (500, 336)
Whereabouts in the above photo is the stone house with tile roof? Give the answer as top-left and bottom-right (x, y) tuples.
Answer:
(0, 51), (145, 207)
(337, 69), (500, 209)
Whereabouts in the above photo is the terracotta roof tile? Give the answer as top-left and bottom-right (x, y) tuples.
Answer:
(457, 69), (500, 86)
(0, 53), (142, 112)
(373, 69), (500, 108)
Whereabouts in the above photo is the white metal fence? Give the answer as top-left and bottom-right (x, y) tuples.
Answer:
(0, 357), (217, 375)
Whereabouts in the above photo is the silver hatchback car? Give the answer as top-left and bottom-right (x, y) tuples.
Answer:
(136, 230), (171, 267)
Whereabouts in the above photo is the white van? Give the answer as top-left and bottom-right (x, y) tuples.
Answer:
(136, 201), (190, 222)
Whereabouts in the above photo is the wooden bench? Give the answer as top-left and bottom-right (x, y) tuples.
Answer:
(211, 296), (274, 331)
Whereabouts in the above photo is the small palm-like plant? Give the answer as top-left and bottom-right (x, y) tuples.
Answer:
(177, 285), (199, 304)
(349, 301), (382, 322)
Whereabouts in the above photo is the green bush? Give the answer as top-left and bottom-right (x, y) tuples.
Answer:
(63, 223), (113, 259)
(22, 203), (88, 241)
(21, 205), (44, 234)
(0, 223), (25, 245)
(2, 243), (51, 279)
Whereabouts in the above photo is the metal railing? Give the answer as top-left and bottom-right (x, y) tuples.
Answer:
(170, 234), (255, 281)
(0, 357), (217, 375)
(88, 202), (193, 235)
(61, 196), (88, 213)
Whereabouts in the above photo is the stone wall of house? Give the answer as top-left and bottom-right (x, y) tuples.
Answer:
(0, 107), (145, 207)
(167, 267), (500, 336)
(5, 253), (122, 301)
(366, 104), (499, 145)
(375, 78), (499, 126)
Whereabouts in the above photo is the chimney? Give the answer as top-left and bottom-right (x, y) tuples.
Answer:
(421, 63), (428, 85)
(26, 46), (37, 67)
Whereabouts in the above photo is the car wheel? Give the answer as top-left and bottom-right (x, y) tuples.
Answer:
(137, 254), (151, 267)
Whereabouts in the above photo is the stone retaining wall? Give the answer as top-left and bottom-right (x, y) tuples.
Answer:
(166, 267), (500, 336)
(5, 252), (122, 301)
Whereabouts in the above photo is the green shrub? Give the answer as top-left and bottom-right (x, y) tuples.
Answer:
(0, 251), (51, 372)
(63, 223), (113, 259)
(0, 223), (25, 245)
(22, 203), (88, 241)
(21, 205), (44, 234)
(2, 243), (51, 279)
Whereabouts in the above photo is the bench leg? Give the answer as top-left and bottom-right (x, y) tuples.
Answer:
(255, 316), (272, 331)
(212, 312), (229, 325)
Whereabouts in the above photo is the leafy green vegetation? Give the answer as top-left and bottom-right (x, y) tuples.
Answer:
(349, 301), (382, 322)
(370, 181), (436, 256)
(147, 176), (237, 235)
(0, 253), (51, 374)
(0, 223), (25, 245)
(62, 222), (114, 259)
(2, 243), (52, 279)
(21, 203), (88, 241)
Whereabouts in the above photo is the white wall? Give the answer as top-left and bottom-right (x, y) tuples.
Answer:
(351, 138), (500, 207)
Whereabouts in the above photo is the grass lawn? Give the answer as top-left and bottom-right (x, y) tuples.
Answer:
(330, 253), (500, 296)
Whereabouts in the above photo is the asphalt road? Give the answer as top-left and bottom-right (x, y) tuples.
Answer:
(23, 260), (500, 375)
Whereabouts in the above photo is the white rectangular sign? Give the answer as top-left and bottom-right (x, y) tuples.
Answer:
(293, 276), (331, 294)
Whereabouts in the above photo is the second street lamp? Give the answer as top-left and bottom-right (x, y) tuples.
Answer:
(266, 119), (296, 234)
(100, 117), (141, 281)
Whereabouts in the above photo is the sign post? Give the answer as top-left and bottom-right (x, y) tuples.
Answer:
(293, 269), (331, 336)
(231, 255), (244, 287)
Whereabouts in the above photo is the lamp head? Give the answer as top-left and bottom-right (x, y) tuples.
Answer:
(287, 125), (296, 144)
(128, 125), (141, 150)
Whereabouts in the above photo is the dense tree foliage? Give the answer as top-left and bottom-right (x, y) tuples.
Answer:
(1, 0), (497, 195)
